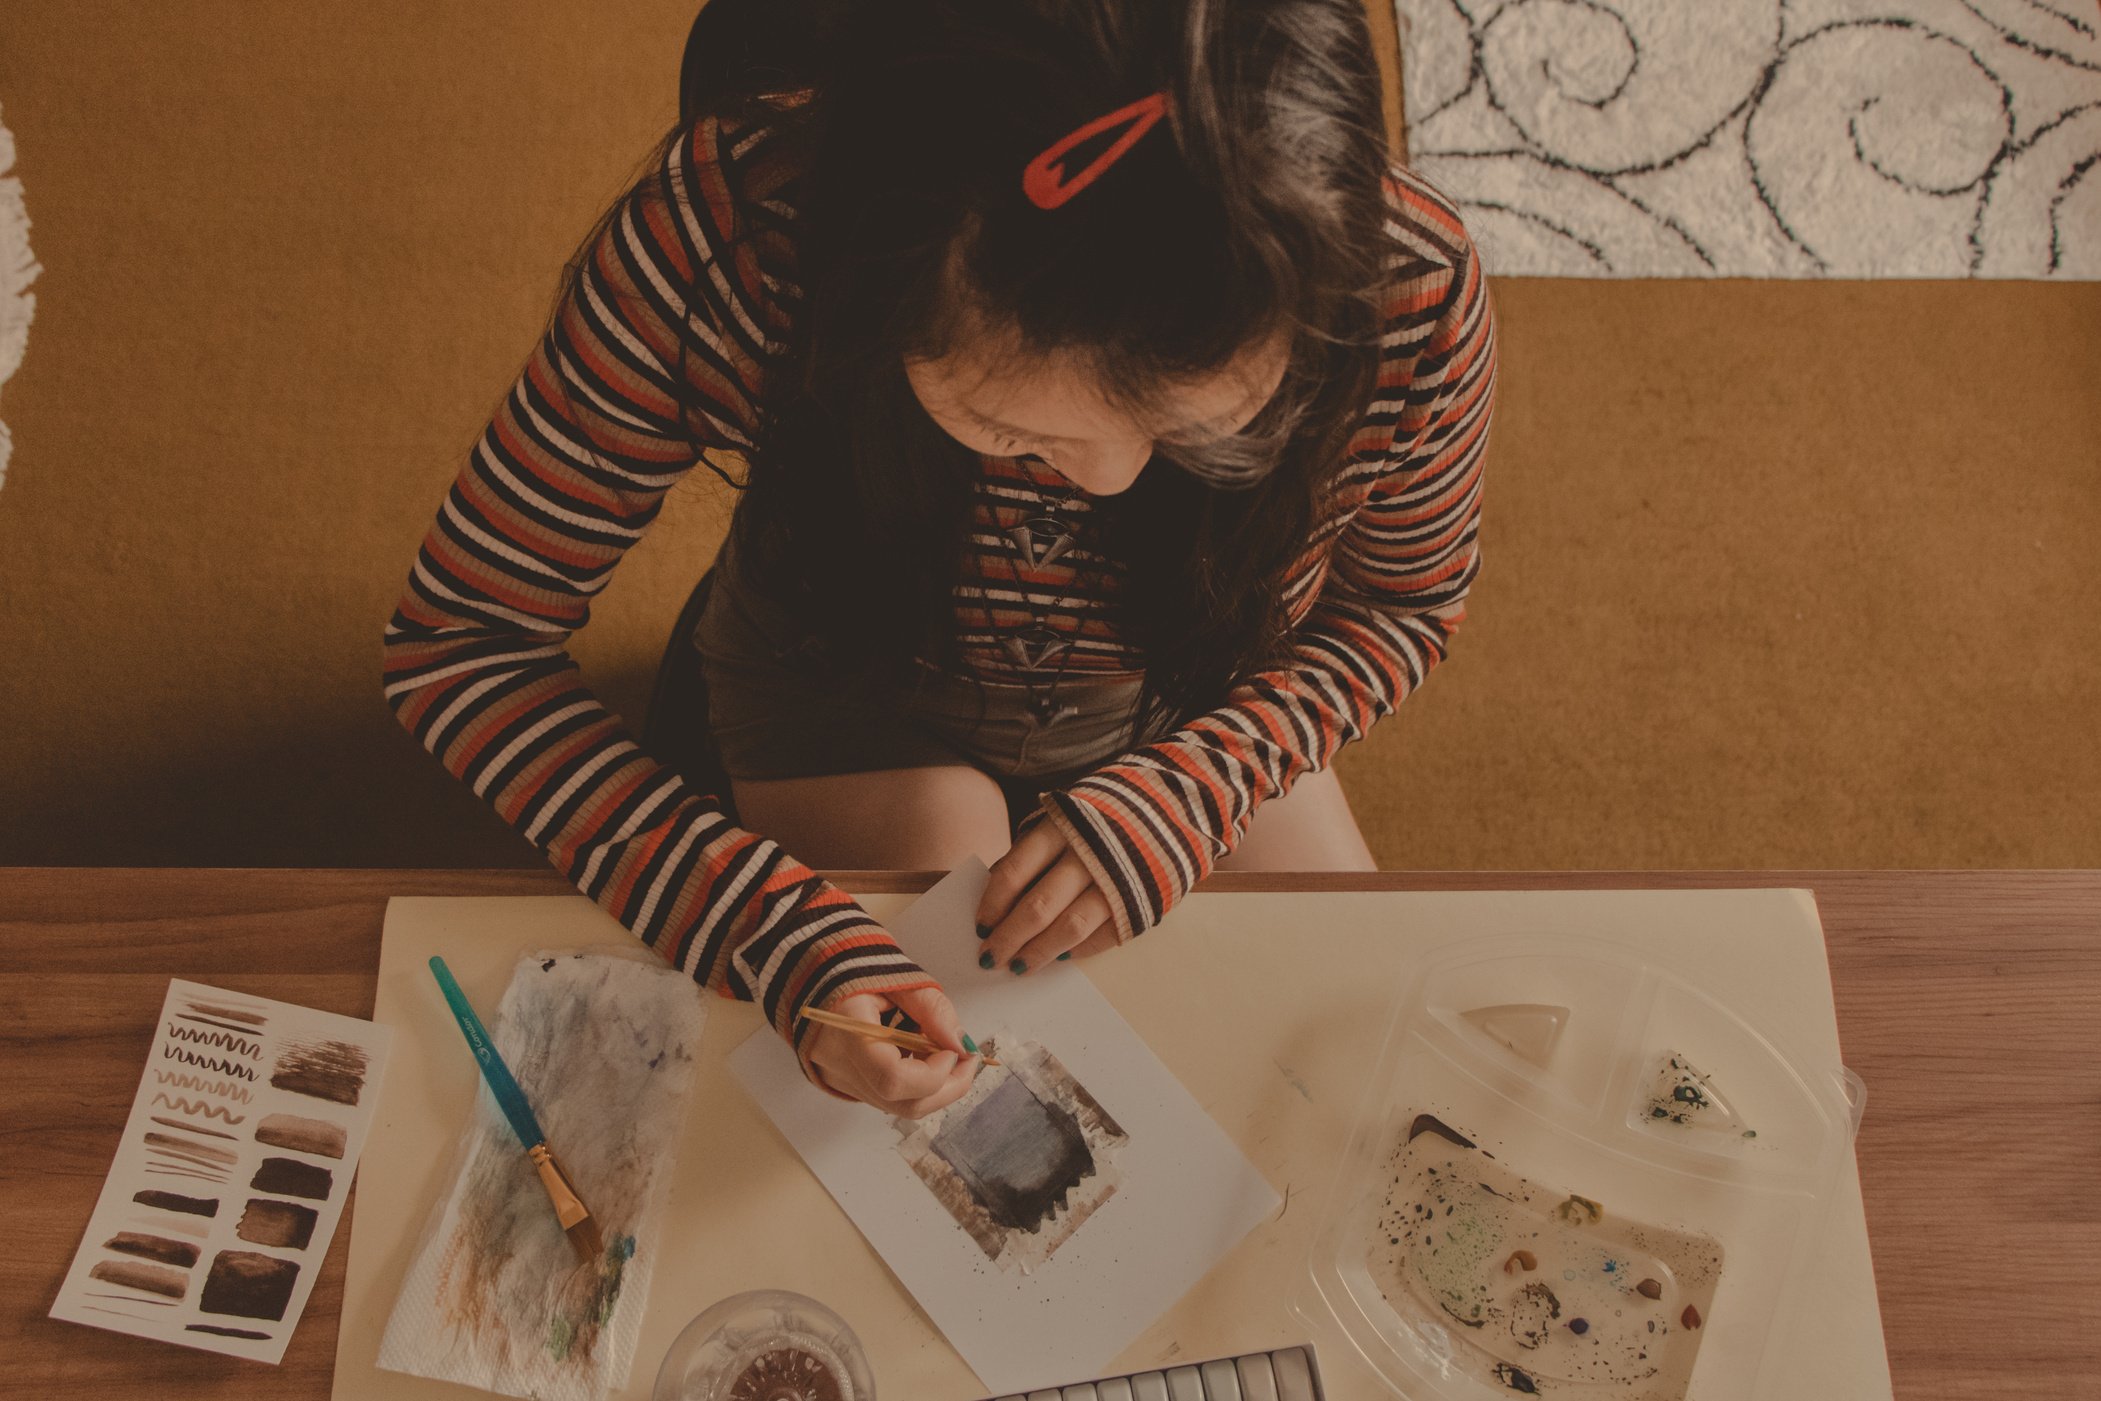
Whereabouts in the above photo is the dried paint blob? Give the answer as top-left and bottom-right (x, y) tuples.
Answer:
(728, 1347), (848, 1401)
(1641, 1053), (1756, 1140)
(132, 1189), (218, 1217)
(269, 1038), (368, 1106)
(253, 1112), (347, 1160)
(199, 1250), (300, 1322)
(89, 1258), (188, 1300)
(1368, 1115), (1724, 1398)
(250, 1156), (333, 1201)
(103, 1232), (200, 1269)
(237, 1198), (318, 1251)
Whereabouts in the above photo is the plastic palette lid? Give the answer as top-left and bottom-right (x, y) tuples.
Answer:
(1295, 934), (1863, 1401)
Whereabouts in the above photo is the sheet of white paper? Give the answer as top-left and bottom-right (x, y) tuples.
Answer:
(50, 979), (393, 1362)
(730, 861), (1281, 1395)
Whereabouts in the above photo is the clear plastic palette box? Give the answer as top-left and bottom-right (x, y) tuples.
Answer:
(1297, 934), (1864, 1401)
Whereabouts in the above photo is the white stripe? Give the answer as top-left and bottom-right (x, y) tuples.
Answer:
(523, 739), (627, 843)
(471, 701), (595, 799)
(408, 557), (550, 630)
(576, 763), (677, 891)
(382, 644), (563, 702)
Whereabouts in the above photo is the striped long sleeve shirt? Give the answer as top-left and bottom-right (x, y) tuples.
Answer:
(383, 112), (1495, 1051)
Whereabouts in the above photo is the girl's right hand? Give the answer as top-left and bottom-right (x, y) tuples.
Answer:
(804, 984), (979, 1118)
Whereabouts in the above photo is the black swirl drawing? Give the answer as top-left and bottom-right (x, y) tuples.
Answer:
(1400, 0), (2101, 277)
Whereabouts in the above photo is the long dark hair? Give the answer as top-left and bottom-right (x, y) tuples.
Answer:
(576, 0), (1398, 725)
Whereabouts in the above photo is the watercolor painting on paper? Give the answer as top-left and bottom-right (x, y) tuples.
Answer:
(893, 1038), (1128, 1272)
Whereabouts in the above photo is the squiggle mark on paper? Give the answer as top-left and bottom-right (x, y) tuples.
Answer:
(151, 1093), (247, 1124)
(164, 1023), (263, 1058)
(161, 1046), (257, 1079)
(154, 1070), (254, 1102)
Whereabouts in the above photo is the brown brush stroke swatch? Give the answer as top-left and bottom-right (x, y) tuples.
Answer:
(199, 1250), (300, 1322)
(149, 1114), (236, 1140)
(253, 1112), (346, 1159)
(178, 1013), (266, 1035)
(134, 1190), (218, 1217)
(90, 1258), (188, 1299)
(187, 1323), (272, 1340)
(143, 1130), (238, 1166)
(184, 1000), (268, 1027)
(103, 1231), (201, 1268)
(236, 1198), (317, 1251)
(268, 1038), (367, 1106)
(250, 1156), (332, 1201)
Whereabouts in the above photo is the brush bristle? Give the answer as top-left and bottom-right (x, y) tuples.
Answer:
(568, 1214), (604, 1264)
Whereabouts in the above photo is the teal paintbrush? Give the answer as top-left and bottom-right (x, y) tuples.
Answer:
(428, 956), (604, 1263)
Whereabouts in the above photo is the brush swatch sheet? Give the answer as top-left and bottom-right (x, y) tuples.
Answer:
(49, 980), (392, 1362)
(730, 861), (1282, 1394)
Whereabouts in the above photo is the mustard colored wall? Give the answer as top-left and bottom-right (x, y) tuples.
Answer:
(2, 3), (2097, 869)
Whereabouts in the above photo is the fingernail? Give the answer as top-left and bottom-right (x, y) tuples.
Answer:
(1009, 958), (1027, 975)
(1057, 952), (1071, 961)
(974, 923), (992, 940)
(962, 1032), (979, 1055)
(978, 951), (994, 970)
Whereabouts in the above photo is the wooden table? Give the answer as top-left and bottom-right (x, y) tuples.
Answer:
(2, 869), (2095, 1401)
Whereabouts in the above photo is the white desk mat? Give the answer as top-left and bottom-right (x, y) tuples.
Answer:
(332, 885), (1889, 1400)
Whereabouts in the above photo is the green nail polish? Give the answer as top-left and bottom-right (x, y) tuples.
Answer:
(1009, 958), (1027, 974)
(974, 923), (992, 940)
(979, 951), (994, 970)
(962, 1033), (979, 1054)
(1058, 952), (1071, 961)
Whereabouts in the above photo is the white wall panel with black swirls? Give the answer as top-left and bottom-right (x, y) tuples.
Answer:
(1398, 0), (2101, 277)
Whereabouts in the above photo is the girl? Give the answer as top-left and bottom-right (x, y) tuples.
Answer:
(383, 0), (1495, 1117)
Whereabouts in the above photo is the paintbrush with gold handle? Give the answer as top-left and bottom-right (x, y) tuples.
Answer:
(798, 1006), (1000, 1065)
(429, 956), (604, 1263)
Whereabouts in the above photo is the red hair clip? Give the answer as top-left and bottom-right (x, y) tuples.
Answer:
(1022, 91), (1170, 211)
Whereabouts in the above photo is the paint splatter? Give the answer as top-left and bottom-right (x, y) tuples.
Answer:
(199, 1250), (300, 1322)
(269, 1038), (368, 1105)
(1367, 1115), (1724, 1396)
(250, 1156), (333, 1201)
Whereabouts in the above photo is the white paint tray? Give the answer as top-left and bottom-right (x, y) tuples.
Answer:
(1296, 934), (1864, 1400)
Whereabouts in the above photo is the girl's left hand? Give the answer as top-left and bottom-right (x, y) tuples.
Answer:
(976, 820), (1119, 974)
